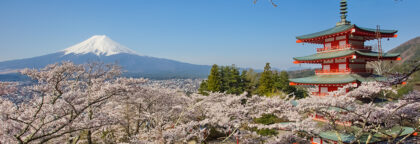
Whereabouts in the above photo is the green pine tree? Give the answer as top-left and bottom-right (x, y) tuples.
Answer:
(198, 80), (209, 95)
(245, 69), (259, 95)
(220, 66), (231, 92)
(257, 63), (274, 96)
(272, 71), (281, 94)
(273, 71), (290, 92)
(240, 70), (251, 96)
(207, 64), (222, 92)
(226, 66), (242, 95)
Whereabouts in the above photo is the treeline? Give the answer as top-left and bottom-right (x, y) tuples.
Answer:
(199, 63), (307, 98)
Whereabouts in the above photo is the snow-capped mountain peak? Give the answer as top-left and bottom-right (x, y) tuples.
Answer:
(63, 35), (138, 56)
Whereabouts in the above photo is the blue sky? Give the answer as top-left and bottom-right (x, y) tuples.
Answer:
(0, 0), (419, 69)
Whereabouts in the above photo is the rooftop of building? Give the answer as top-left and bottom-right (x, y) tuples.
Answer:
(289, 74), (387, 85)
(293, 50), (400, 62)
(296, 24), (398, 41)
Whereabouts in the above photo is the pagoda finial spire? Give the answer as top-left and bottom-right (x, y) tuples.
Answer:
(336, 0), (351, 26)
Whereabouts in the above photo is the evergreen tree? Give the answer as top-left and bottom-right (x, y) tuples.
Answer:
(226, 66), (242, 95)
(207, 64), (222, 92)
(200, 63), (306, 97)
(293, 87), (308, 99)
(240, 70), (251, 96)
(245, 69), (259, 95)
(257, 63), (274, 96)
(220, 66), (231, 92)
(216, 65), (243, 95)
(272, 71), (281, 94)
(278, 71), (289, 87)
(279, 71), (307, 98)
(273, 71), (290, 92)
(198, 80), (209, 95)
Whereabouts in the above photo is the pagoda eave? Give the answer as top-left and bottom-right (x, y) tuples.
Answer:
(293, 55), (353, 64)
(353, 27), (397, 40)
(356, 55), (401, 62)
(297, 30), (352, 44)
(289, 82), (353, 87)
(294, 56), (400, 64)
(296, 24), (398, 44)
(293, 50), (400, 64)
(289, 74), (388, 87)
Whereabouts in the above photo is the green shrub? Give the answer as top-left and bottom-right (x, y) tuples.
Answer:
(256, 128), (278, 136)
(254, 114), (282, 125)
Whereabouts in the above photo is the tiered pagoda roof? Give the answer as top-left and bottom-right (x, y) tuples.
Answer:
(296, 24), (398, 44)
(289, 74), (386, 85)
(293, 50), (400, 63)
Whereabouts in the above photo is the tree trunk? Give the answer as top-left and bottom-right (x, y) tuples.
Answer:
(87, 130), (93, 144)
(365, 134), (372, 144)
(72, 135), (80, 144)
(87, 108), (93, 144)
(135, 120), (141, 135)
(125, 104), (131, 137)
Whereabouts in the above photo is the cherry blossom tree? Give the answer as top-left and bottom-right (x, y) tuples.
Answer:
(1, 61), (419, 144)
(0, 62), (145, 144)
(295, 82), (420, 144)
(103, 87), (307, 143)
(368, 60), (395, 75)
(2, 62), (303, 144)
(103, 86), (194, 143)
(291, 63), (420, 144)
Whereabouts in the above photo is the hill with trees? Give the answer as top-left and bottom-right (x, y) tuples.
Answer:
(199, 63), (307, 98)
(388, 37), (420, 93)
(388, 36), (420, 63)
(366, 36), (420, 96)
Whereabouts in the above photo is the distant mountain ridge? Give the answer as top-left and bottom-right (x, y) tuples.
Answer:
(0, 35), (211, 79)
(388, 36), (420, 63)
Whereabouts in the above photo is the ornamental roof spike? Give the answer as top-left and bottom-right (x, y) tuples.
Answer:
(337, 0), (351, 26)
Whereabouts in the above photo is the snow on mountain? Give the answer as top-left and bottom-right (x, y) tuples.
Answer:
(63, 35), (139, 56)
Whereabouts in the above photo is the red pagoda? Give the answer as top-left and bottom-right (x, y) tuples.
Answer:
(289, 0), (400, 96)
(286, 1), (415, 143)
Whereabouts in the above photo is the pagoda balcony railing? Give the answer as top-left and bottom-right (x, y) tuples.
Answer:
(312, 92), (343, 97)
(317, 44), (372, 53)
(311, 92), (329, 96)
(315, 68), (373, 74)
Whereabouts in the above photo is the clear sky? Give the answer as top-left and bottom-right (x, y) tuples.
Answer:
(0, 0), (419, 69)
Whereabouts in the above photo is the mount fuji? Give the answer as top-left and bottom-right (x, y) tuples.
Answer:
(0, 35), (211, 79)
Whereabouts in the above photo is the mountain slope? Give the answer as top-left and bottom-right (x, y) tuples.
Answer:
(387, 36), (420, 93)
(388, 36), (420, 63)
(0, 35), (211, 79)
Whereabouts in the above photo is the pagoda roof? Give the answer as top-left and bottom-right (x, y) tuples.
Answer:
(293, 50), (400, 61)
(296, 24), (397, 41)
(289, 74), (386, 85)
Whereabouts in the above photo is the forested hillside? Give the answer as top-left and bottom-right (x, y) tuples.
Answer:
(388, 36), (420, 93)
(198, 63), (308, 98)
(388, 36), (420, 63)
